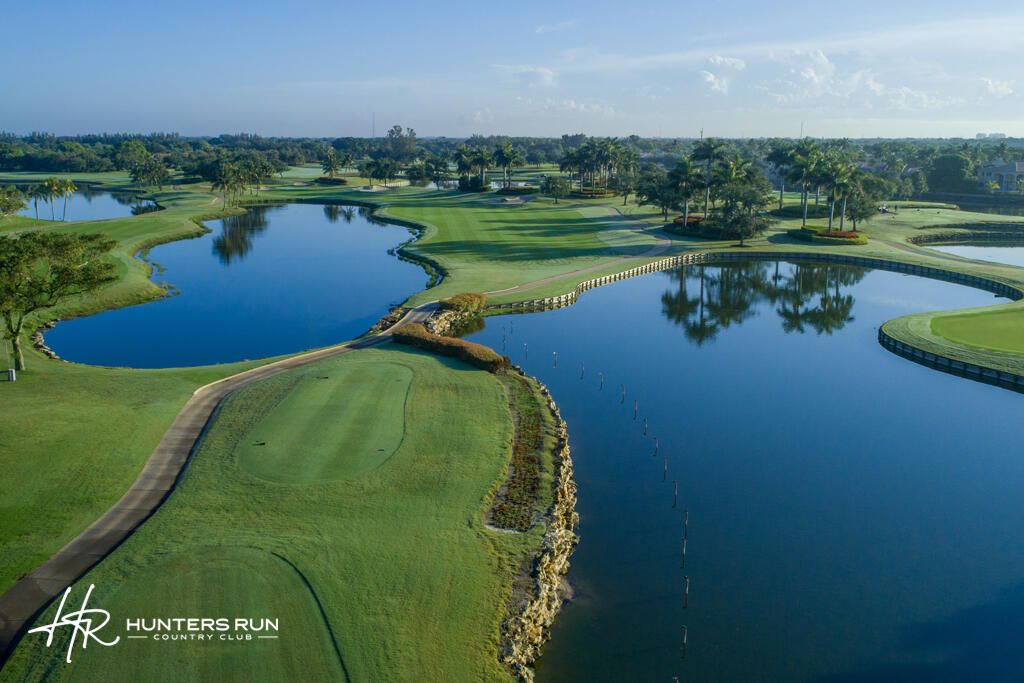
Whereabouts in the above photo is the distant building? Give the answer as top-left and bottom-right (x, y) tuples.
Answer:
(977, 161), (1024, 192)
(976, 132), (1008, 139)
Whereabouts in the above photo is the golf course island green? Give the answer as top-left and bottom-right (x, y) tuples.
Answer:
(2, 347), (564, 681)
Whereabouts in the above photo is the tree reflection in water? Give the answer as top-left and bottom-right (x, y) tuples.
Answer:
(323, 205), (356, 223)
(212, 206), (274, 264)
(661, 261), (867, 344)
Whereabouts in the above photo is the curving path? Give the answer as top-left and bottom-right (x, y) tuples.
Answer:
(0, 303), (437, 664)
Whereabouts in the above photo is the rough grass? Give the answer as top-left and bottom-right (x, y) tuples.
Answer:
(4, 348), (543, 682)
(489, 372), (555, 531)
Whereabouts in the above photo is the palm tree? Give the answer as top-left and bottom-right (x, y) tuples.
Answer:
(42, 177), (62, 220)
(453, 145), (474, 182)
(28, 185), (46, 220)
(766, 142), (795, 210)
(322, 148), (341, 179)
(472, 147), (491, 187)
(821, 153), (854, 232)
(668, 157), (702, 228)
(59, 179), (77, 221)
(786, 143), (820, 227)
(692, 137), (725, 217)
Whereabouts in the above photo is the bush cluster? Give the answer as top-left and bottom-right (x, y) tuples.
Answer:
(789, 226), (869, 245)
(440, 292), (487, 313)
(392, 323), (510, 373)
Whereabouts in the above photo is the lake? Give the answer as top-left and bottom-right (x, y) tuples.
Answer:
(13, 185), (158, 221)
(929, 244), (1024, 269)
(46, 203), (427, 367)
(467, 261), (1023, 682)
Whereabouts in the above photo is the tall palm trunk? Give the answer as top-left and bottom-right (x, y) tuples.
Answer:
(801, 185), (809, 227)
(827, 198), (835, 232)
(839, 197), (847, 230)
(62, 194), (69, 221)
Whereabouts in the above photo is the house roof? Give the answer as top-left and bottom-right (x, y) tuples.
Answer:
(979, 161), (1024, 174)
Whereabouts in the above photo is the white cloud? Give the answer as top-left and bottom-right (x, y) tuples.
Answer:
(535, 20), (576, 34)
(700, 71), (729, 94)
(491, 64), (558, 88)
(982, 77), (1014, 97)
(707, 55), (746, 70)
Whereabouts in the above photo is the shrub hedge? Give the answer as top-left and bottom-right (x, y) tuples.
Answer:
(440, 292), (487, 313)
(789, 226), (869, 245)
(392, 323), (510, 373)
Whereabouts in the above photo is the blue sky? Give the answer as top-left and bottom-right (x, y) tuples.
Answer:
(3, 0), (1023, 138)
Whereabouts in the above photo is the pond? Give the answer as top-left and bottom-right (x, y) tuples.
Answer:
(11, 185), (158, 221)
(928, 244), (1024, 269)
(46, 203), (427, 367)
(467, 261), (1023, 682)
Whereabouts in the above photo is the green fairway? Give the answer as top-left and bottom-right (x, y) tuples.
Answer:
(4, 348), (545, 682)
(239, 360), (412, 483)
(931, 308), (1024, 354)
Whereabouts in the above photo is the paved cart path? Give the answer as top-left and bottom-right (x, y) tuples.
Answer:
(0, 303), (437, 664)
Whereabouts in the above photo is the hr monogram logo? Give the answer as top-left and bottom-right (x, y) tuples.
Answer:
(27, 584), (120, 663)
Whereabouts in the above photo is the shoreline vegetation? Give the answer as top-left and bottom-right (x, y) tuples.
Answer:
(2, 149), (1024, 678)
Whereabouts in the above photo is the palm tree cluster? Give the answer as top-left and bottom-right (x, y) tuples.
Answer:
(20, 178), (78, 221)
(558, 138), (639, 194)
(766, 139), (892, 233)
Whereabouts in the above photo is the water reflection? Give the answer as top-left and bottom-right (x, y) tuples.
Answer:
(212, 205), (273, 264)
(661, 262), (867, 343)
(322, 205), (356, 223)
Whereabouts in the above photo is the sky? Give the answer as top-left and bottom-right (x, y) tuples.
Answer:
(2, 0), (1023, 139)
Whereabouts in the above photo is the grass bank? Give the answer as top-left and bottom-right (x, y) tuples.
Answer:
(3, 347), (553, 681)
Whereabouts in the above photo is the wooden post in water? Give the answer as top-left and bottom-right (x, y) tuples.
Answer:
(524, 343), (528, 360)
(684, 576), (690, 608)
(633, 400), (638, 420)
(654, 437), (660, 457)
(684, 509), (689, 540)
(681, 537), (687, 569)
(673, 480), (678, 508)
(663, 454), (668, 481)
(643, 418), (648, 436)
(620, 384), (625, 404)
(682, 626), (688, 658)
(599, 372), (604, 390)
(552, 351), (557, 367)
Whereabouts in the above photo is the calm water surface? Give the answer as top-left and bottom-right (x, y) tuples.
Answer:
(468, 261), (1023, 682)
(12, 186), (157, 221)
(929, 244), (1024, 269)
(47, 204), (426, 367)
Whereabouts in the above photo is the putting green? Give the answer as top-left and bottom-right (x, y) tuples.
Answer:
(238, 362), (412, 483)
(931, 308), (1024, 354)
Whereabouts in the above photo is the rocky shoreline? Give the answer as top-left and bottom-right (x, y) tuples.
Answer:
(500, 369), (579, 682)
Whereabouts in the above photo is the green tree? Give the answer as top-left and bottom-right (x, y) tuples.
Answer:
(115, 140), (149, 171)
(541, 175), (571, 204)
(0, 186), (27, 218)
(926, 154), (975, 193)
(692, 137), (725, 217)
(41, 176), (62, 220)
(0, 232), (116, 370)
(322, 148), (341, 179)
(668, 157), (702, 228)
(58, 179), (77, 221)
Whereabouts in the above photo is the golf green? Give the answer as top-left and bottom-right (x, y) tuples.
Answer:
(239, 361), (412, 483)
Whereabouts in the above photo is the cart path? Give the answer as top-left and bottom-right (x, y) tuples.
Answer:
(0, 303), (437, 664)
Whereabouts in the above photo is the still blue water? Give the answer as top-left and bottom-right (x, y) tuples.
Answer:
(13, 186), (157, 221)
(468, 261), (1023, 682)
(929, 244), (1024, 269)
(46, 204), (426, 367)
